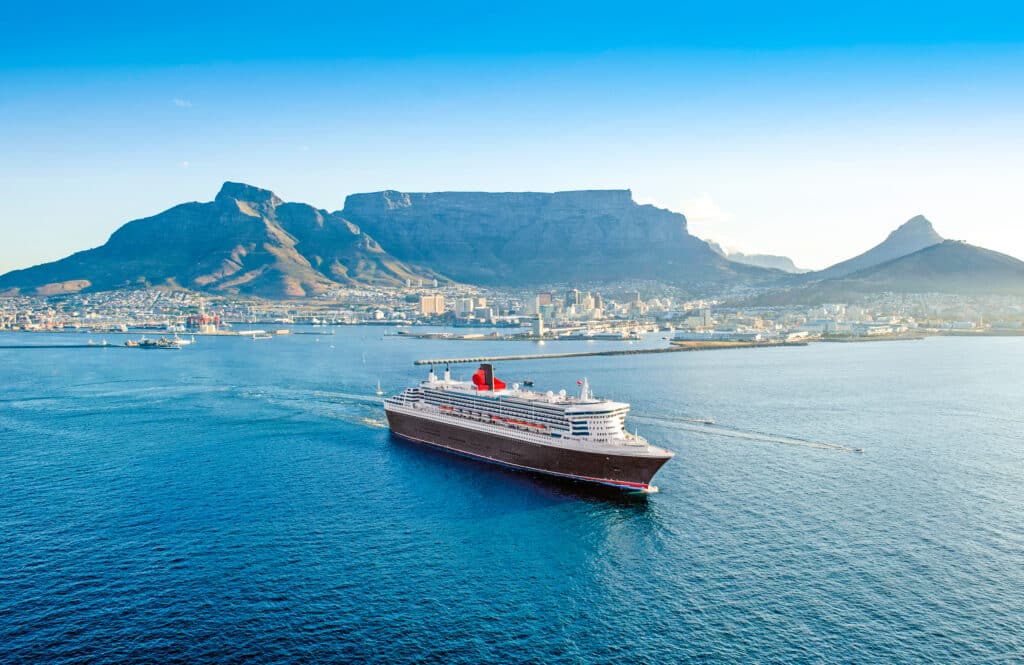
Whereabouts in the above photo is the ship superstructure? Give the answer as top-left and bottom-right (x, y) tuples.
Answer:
(384, 364), (673, 491)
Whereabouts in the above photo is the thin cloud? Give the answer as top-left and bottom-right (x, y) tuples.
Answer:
(680, 193), (733, 225)
(173, 98), (193, 108)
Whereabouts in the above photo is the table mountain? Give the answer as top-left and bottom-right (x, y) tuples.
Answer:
(0, 183), (443, 298)
(341, 189), (774, 286)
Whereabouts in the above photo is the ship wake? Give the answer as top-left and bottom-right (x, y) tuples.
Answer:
(630, 414), (864, 453)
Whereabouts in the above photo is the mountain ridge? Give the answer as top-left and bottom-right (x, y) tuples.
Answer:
(0, 183), (443, 298)
(806, 214), (944, 282)
(3, 187), (1018, 301)
(705, 240), (806, 273)
(341, 189), (774, 286)
(754, 239), (1024, 305)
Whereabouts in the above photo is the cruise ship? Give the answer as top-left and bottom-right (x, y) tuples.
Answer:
(383, 364), (674, 492)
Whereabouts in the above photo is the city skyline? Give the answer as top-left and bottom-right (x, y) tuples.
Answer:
(2, 1), (1023, 274)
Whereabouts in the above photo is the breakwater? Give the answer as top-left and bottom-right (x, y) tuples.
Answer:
(413, 341), (806, 365)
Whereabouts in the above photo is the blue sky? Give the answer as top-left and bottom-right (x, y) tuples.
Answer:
(2, 1), (1023, 272)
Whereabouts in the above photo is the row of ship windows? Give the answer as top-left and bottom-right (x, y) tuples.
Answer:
(424, 390), (575, 416)
(423, 397), (569, 427)
(416, 393), (626, 432)
(567, 410), (628, 417)
(429, 404), (571, 433)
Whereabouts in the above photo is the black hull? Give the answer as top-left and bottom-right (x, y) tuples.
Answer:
(385, 408), (670, 490)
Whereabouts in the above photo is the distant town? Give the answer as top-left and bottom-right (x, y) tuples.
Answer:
(2, 283), (1022, 348)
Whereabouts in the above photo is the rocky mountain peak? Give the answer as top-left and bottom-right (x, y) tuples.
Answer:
(808, 214), (945, 281)
(887, 215), (942, 243)
(215, 182), (283, 210)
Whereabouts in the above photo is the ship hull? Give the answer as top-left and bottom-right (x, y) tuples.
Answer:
(385, 408), (670, 491)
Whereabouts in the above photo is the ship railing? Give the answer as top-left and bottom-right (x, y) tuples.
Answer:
(408, 402), (648, 449)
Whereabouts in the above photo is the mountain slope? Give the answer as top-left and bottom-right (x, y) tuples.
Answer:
(341, 189), (777, 286)
(706, 240), (805, 273)
(0, 183), (441, 297)
(757, 240), (1024, 304)
(829, 240), (1024, 295)
(810, 215), (943, 281)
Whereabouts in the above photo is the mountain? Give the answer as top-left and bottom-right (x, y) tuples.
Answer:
(706, 240), (805, 273)
(810, 215), (943, 281)
(757, 240), (1024, 304)
(0, 183), (441, 298)
(341, 190), (775, 286)
(824, 241), (1024, 295)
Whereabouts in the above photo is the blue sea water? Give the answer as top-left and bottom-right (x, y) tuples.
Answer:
(1, 329), (1022, 663)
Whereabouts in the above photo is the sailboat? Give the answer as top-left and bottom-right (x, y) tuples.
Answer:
(375, 380), (384, 396)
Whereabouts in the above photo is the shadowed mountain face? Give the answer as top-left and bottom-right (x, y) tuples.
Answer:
(341, 190), (774, 286)
(0, 183), (442, 298)
(810, 215), (944, 281)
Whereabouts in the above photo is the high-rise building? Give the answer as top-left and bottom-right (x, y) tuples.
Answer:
(594, 292), (603, 310)
(419, 294), (445, 316)
(455, 298), (475, 317)
(566, 289), (580, 306)
(538, 292), (553, 306)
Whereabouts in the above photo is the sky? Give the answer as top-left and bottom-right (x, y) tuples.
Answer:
(2, 1), (1023, 273)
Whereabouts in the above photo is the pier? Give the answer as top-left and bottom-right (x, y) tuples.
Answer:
(0, 344), (125, 349)
(413, 341), (806, 365)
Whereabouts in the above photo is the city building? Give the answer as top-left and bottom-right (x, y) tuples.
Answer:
(419, 294), (445, 316)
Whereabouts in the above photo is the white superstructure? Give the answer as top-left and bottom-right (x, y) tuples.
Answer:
(384, 365), (663, 454)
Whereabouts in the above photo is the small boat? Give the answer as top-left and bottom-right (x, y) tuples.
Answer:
(126, 336), (181, 349)
(375, 380), (384, 396)
(522, 379), (534, 387)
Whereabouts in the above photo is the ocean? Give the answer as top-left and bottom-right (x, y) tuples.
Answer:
(1, 329), (1021, 663)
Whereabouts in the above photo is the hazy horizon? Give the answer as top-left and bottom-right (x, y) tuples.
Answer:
(2, 1), (1023, 274)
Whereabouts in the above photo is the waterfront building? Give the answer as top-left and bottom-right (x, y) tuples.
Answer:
(419, 294), (445, 316)
(533, 315), (545, 338)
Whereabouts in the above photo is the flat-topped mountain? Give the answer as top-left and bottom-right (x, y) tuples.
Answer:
(342, 189), (772, 286)
(809, 215), (944, 281)
(0, 183), (441, 298)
